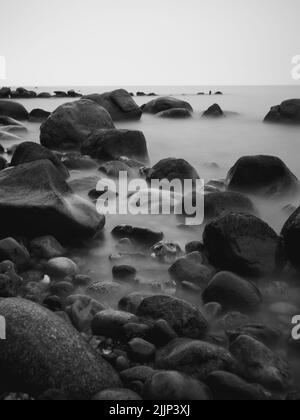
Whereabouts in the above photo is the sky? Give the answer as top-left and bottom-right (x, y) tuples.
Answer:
(0, 0), (299, 86)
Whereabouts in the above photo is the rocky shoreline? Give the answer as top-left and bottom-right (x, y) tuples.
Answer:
(0, 89), (300, 400)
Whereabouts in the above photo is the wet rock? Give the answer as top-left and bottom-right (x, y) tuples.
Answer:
(54, 91), (68, 98)
(44, 257), (79, 279)
(83, 89), (142, 121)
(124, 322), (150, 341)
(11, 88), (36, 99)
(204, 191), (256, 220)
(81, 129), (149, 164)
(112, 225), (164, 247)
(0, 100), (28, 120)
(151, 241), (183, 263)
(146, 158), (199, 184)
(29, 109), (51, 122)
(119, 292), (153, 314)
(43, 295), (63, 312)
(128, 338), (156, 362)
(30, 236), (66, 260)
(203, 213), (283, 277)
(91, 309), (138, 338)
(169, 252), (214, 288)
(112, 265), (137, 283)
(67, 90), (82, 98)
(230, 335), (291, 391)
(202, 272), (262, 313)
(0, 298), (121, 399)
(137, 295), (208, 339)
(147, 319), (178, 346)
(0, 238), (30, 270)
(92, 388), (142, 400)
(40, 99), (115, 150)
(11, 142), (69, 179)
(49, 281), (74, 299)
(227, 324), (281, 349)
(0, 87), (11, 98)
(206, 371), (269, 400)
(121, 366), (156, 387)
(99, 160), (135, 178)
(157, 108), (193, 119)
(203, 104), (224, 117)
(66, 295), (104, 333)
(227, 155), (300, 197)
(72, 274), (93, 287)
(0, 156), (7, 170)
(281, 205), (300, 268)
(185, 241), (204, 254)
(156, 338), (236, 380)
(142, 97), (193, 114)
(37, 92), (52, 98)
(143, 371), (210, 400)
(0, 160), (104, 241)
(264, 99), (300, 124)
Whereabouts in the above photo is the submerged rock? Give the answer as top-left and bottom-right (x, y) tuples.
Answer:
(146, 158), (199, 184)
(264, 99), (300, 124)
(157, 108), (193, 119)
(169, 252), (214, 288)
(0, 238), (30, 270)
(29, 108), (51, 122)
(0, 87), (11, 98)
(112, 225), (164, 247)
(142, 97), (193, 114)
(202, 104), (224, 117)
(0, 100), (28, 120)
(204, 191), (256, 220)
(40, 99), (115, 150)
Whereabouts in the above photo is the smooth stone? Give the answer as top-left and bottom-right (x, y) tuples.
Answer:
(169, 252), (214, 288)
(44, 257), (79, 279)
(49, 281), (74, 299)
(151, 241), (183, 263)
(128, 338), (156, 362)
(112, 265), (137, 283)
(147, 319), (178, 346)
(281, 206), (300, 268)
(29, 109), (51, 122)
(87, 281), (129, 305)
(0, 87), (11, 98)
(204, 191), (256, 220)
(91, 309), (138, 338)
(157, 108), (193, 119)
(121, 366), (156, 386)
(0, 238), (30, 270)
(43, 295), (63, 312)
(118, 292), (154, 314)
(142, 97), (193, 114)
(146, 157), (199, 183)
(227, 324), (281, 349)
(30, 236), (66, 260)
(0, 100), (28, 120)
(202, 103), (224, 117)
(185, 241), (204, 254)
(112, 225), (164, 247)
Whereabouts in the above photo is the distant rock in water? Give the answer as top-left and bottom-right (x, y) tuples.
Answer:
(227, 155), (300, 197)
(38, 92), (52, 98)
(264, 99), (300, 123)
(83, 89), (142, 121)
(54, 91), (68, 98)
(0, 298), (121, 399)
(157, 108), (193, 119)
(203, 191), (257, 220)
(0, 159), (104, 241)
(67, 89), (82, 98)
(0, 87), (11, 98)
(215, 91), (223, 95)
(142, 97), (193, 115)
(29, 108), (51, 122)
(202, 104), (224, 117)
(81, 129), (149, 164)
(112, 225), (164, 247)
(281, 206), (300, 269)
(40, 99), (115, 150)
(0, 100), (28, 120)
(11, 88), (37, 99)
(146, 158), (199, 183)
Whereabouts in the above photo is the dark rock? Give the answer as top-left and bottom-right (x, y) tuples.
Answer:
(113, 265), (137, 283)
(54, 91), (68, 98)
(0, 156), (7, 170)
(185, 241), (204, 254)
(0, 160), (104, 241)
(66, 295), (104, 333)
(215, 91), (223, 95)
(157, 108), (193, 119)
(0, 268), (23, 297)
(67, 90), (82, 98)
(227, 324), (281, 349)
(0, 100), (28, 120)
(206, 371), (268, 400)
(30, 236), (66, 260)
(156, 338), (236, 380)
(11, 88), (36, 99)
(118, 292), (153, 314)
(204, 191), (256, 220)
(0, 87), (11, 98)
(264, 99), (300, 124)
(43, 295), (63, 312)
(230, 335), (291, 391)
(281, 206), (300, 268)
(227, 155), (300, 197)
(169, 252), (214, 288)
(81, 129), (149, 164)
(44, 257), (79, 279)
(37, 92), (52, 98)
(121, 366), (156, 386)
(146, 158), (199, 184)
(142, 97), (193, 114)
(92, 388), (142, 400)
(203, 213), (283, 277)
(0, 238), (30, 270)
(203, 104), (224, 117)
(61, 153), (98, 171)
(115, 356), (130, 372)
(49, 281), (74, 299)
(147, 319), (178, 346)
(29, 109), (51, 122)
(202, 271), (262, 313)
(128, 338), (156, 362)
(99, 160), (135, 178)
(87, 281), (129, 305)
(137, 295), (208, 339)
(71, 275), (93, 287)
(143, 371), (210, 400)
(91, 309), (138, 338)
(112, 225), (163, 247)
(123, 323), (150, 341)
(40, 99), (115, 150)
(11, 142), (69, 179)
(83, 89), (142, 121)
(0, 298), (121, 399)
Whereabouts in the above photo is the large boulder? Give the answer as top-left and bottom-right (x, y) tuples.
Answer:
(281, 206), (300, 268)
(83, 89), (142, 121)
(11, 142), (69, 179)
(157, 108), (193, 119)
(40, 99), (115, 150)
(142, 97), (193, 115)
(227, 155), (299, 197)
(169, 252), (214, 288)
(203, 213), (283, 277)
(0, 159), (104, 242)
(202, 104), (224, 117)
(264, 99), (300, 124)
(0, 87), (11, 98)
(0, 100), (28, 120)
(0, 298), (121, 399)
(204, 191), (256, 220)
(81, 129), (149, 164)
(146, 158), (199, 184)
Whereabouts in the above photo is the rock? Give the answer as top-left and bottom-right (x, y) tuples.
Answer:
(137, 295), (208, 339)
(147, 319), (178, 347)
(54, 91), (68, 98)
(156, 338), (236, 380)
(0, 238), (30, 270)
(206, 371), (268, 400)
(44, 257), (79, 279)
(230, 335), (291, 391)
(203, 213), (283, 277)
(0, 160), (104, 241)
(83, 89), (142, 121)
(37, 92), (52, 98)
(143, 371), (210, 400)
(92, 388), (142, 400)
(227, 324), (281, 349)
(281, 206), (300, 268)
(185, 241), (204, 254)
(121, 366), (156, 386)
(29, 108), (51, 122)
(68, 176), (100, 196)
(0, 267), (23, 297)
(0, 87), (11, 98)
(30, 236), (66, 260)
(81, 129), (149, 164)
(146, 158), (199, 184)
(151, 241), (183, 263)
(227, 155), (300, 197)
(157, 108), (193, 119)
(0, 156), (7, 170)
(72, 275), (93, 287)
(0, 298), (121, 399)
(215, 91), (223, 95)
(43, 295), (63, 312)
(67, 90), (82, 98)
(12, 88), (36, 99)
(128, 338), (156, 362)
(0, 100), (28, 120)
(169, 252), (214, 288)
(142, 97), (193, 114)
(66, 295), (104, 333)
(202, 272), (262, 313)
(115, 356), (130, 372)
(264, 99), (300, 123)
(98, 160), (135, 178)
(11, 142), (69, 179)
(91, 309), (138, 338)
(62, 153), (98, 171)
(112, 225), (164, 247)
(40, 99), (115, 150)
(87, 281), (129, 305)
(112, 265), (137, 283)
(118, 292), (153, 314)
(204, 191), (256, 220)
(203, 104), (224, 117)
(124, 323), (150, 341)
(49, 281), (74, 299)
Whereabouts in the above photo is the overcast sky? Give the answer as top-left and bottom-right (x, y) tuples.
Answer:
(0, 0), (299, 86)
